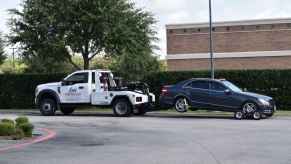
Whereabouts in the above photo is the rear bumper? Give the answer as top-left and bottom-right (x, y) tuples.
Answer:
(159, 96), (175, 109)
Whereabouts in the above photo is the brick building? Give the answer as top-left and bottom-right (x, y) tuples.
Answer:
(166, 18), (291, 71)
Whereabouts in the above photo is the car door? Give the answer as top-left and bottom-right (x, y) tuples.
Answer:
(209, 81), (237, 110)
(60, 72), (90, 104)
(185, 80), (211, 108)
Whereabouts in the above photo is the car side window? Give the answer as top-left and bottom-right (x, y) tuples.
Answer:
(210, 82), (226, 91)
(66, 73), (89, 84)
(190, 81), (209, 90)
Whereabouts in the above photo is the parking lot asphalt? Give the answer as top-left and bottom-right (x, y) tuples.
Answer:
(0, 112), (291, 164)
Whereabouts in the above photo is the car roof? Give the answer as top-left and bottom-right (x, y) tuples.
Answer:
(74, 69), (112, 73)
(190, 78), (227, 82)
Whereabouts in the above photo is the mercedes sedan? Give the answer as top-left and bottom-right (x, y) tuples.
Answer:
(159, 78), (276, 120)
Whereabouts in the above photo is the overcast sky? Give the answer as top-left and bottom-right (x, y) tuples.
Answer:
(1, 0), (291, 58)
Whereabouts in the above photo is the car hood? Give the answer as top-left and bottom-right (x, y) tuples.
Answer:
(239, 92), (272, 100)
(38, 82), (61, 88)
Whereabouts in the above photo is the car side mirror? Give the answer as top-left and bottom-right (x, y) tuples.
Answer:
(224, 89), (231, 95)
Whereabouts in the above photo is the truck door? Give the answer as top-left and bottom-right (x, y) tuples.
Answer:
(60, 72), (91, 103)
(91, 72), (112, 105)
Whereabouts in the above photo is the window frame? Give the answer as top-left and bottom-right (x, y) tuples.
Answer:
(65, 72), (89, 84)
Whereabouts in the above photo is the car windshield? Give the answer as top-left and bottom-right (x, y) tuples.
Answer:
(222, 81), (242, 92)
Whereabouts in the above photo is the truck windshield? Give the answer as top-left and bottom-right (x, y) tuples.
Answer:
(222, 81), (242, 92)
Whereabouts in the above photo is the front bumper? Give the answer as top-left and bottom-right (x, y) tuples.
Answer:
(259, 103), (277, 114)
(134, 102), (156, 111)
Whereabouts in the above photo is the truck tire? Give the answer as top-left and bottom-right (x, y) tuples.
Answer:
(60, 107), (75, 115)
(112, 98), (132, 117)
(39, 98), (57, 116)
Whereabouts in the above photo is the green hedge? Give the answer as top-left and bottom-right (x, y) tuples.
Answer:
(1, 70), (291, 110)
(143, 70), (291, 110)
(0, 74), (65, 109)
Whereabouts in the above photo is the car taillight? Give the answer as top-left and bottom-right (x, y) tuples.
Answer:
(161, 87), (169, 96)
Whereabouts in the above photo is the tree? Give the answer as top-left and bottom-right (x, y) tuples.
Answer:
(9, 0), (157, 70)
(0, 33), (6, 65)
(111, 51), (162, 81)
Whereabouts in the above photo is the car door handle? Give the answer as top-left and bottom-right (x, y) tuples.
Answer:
(79, 86), (84, 90)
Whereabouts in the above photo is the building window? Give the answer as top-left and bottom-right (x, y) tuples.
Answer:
(183, 29), (187, 33)
(198, 28), (201, 32)
(241, 26), (245, 30)
(169, 30), (173, 34)
(212, 27), (216, 31)
(256, 26), (260, 30)
(226, 27), (230, 31)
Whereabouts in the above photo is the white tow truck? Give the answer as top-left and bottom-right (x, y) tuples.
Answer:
(35, 70), (155, 117)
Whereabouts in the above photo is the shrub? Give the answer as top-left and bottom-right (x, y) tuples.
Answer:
(0, 122), (16, 136)
(1, 119), (15, 125)
(18, 123), (34, 137)
(1, 70), (291, 110)
(15, 117), (29, 126)
(12, 128), (25, 140)
(0, 73), (65, 109)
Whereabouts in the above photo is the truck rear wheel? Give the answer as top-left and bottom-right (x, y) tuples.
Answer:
(60, 107), (75, 115)
(113, 98), (132, 117)
(39, 98), (57, 116)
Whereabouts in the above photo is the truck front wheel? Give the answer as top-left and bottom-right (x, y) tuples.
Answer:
(39, 98), (57, 116)
(112, 98), (132, 117)
(60, 107), (75, 115)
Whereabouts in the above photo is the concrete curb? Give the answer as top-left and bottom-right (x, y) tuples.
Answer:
(0, 128), (56, 153)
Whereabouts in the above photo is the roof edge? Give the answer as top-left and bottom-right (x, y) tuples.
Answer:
(166, 18), (291, 29)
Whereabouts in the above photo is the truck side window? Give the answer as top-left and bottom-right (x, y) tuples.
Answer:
(66, 73), (89, 84)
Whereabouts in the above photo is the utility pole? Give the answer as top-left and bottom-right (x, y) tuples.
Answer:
(209, 0), (215, 79)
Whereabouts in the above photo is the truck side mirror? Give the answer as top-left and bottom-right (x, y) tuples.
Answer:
(61, 80), (67, 86)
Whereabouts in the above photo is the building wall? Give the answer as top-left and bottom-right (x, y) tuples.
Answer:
(166, 20), (291, 71)
(168, 56), (291, 71)
(167, 24), (291, 54)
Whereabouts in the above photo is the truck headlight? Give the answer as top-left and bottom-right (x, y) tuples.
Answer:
(136, 97), (142, 102)
(259, 99), (270, 106)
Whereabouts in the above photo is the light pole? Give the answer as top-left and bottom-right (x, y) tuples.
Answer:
(10, 47), (17, 70)
(209, 0), (215, 79)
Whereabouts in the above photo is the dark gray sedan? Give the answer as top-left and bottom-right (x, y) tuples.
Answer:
(159, 78), (276, 120)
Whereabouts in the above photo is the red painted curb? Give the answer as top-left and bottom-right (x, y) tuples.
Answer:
(0, 128), (56, 153)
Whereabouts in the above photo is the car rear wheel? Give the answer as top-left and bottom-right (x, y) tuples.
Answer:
(40, 98), (57, 116)
(60, 107), (75, 115)
(174, 97), (189, 113)
(113, 98), (132, 117)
